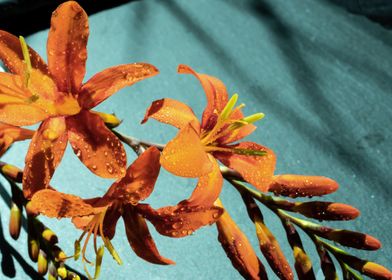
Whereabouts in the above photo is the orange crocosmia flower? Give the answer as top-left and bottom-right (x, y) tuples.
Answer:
(142, 64), (276, 196)
(0, 122), (34, 157)
(29, 147), (223, 265)
(0, 1), (159, 198)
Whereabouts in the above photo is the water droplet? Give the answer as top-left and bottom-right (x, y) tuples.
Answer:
(92, 165), (97, 170)
(76, 150), (81, 157)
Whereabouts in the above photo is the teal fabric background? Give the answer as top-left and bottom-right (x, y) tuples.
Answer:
(0, 0), (391, 279)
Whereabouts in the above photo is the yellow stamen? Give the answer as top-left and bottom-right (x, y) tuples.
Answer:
(220, 94), (238, 120)
(242, 112), (265, 124)
(18, 36), (32, 88)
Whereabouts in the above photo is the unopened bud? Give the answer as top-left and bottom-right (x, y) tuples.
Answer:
(67, 272), (81, 280)
(292, 202), (360, 221)
(28, 236), (40, 262)
(269, 175), (339, 198)
(57, 266), (67, 279)
(0, 164), (23, 182)
(37, 250), (48, 275)
(94, 246), (105, 279)
(48, 261), (57, 279)
(321, 230), (381, 251)
(9, 202), (22, 240)
(94, 111), (122, 128)
(53, 245), (67, 262)
(362, 262), (392, 280)
(42, 228), (58, 245)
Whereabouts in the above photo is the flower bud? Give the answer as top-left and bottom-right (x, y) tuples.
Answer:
(28, 236), (40, 262)
(67, 272), (81, 280)
(269, 175), (338, 198)
(322, 230), (381, 251)
(292, 202), (360, 221)
(57, 266), (67, 279)
(42, 228), (58, 245)
(48, 261), (57, 279)
(53, 245), (67, 262)
(94, 111), (122, 128)
(362, 262), (392, 280)
(0, 163), (23, 182)
(9, 202), (22, 240)
(215, 200), (267, 279)
(37, 250), (48, 275)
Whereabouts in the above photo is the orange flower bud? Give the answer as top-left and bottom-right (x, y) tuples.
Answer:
(37, 250), (48, 275)
(269, 175), (338, 198)
(321, 230), (381, 251)
(0, 163), (23, 183)
(215, 200), (267, 280)
(53, 245), (67, 262)
(28, 236), (40, 262)
(57, 266), (67, 279)
(9, 202), (22, 240)
(292, 202), (360, 221)
(362, 262), (392, 280)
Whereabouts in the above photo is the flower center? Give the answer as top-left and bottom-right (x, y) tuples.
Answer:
(200, 94), (265, 156)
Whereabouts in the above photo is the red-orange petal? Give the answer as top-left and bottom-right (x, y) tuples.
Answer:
(79, 63), (159, 109)
(215, 142), (276, 192)
(178, 64), (228, 130)
(106, 147), (161, 204)
(141, 98), (200, 130)
(269, 175), (339, 198)
(215, 200), (267, 280)
(29, 189), (96, 218)
(123, 205), (174, 265)
(0, 122), (34, 156)
(137, 203), (223, 238)
(23, 117), (68, 199)
(47, 1), (89, 93)
(0, 30), (49, 75)
(218, 123), (256, 145)
(184, 155), (223, 208)
(161, 122), (212, 178)
(66, 110), (126, 178)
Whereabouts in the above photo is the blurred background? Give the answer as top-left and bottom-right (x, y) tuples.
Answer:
(0, 0), (391, 279)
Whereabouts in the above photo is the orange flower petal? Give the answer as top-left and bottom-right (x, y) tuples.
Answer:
(79, 63), (159, 109)
(184, 156), (223, 208)
(215, 142), (276, 192)
(106, 147), (161, 204)
(0, 123), (34, 156)
(161, 123), (212, 178)
(23, 117), (68, 199)
(141, 98), (200, 130)
(47, 1), (88, 93)
(269, 175), (339, 198)
(178, 64), (228, 129)
(123, 205), (174, 265)
(218, 124), (256, 145)
(102, 208), (121, 239)
(0, 30), (49, 75)
(0, 73), (50, 126)
(178, 64), (228, 130)
(215, 200), (267, 280)
(29, 189), (96, 218)
(66, 110), (126, 178)
(137, 203), (223, 238)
